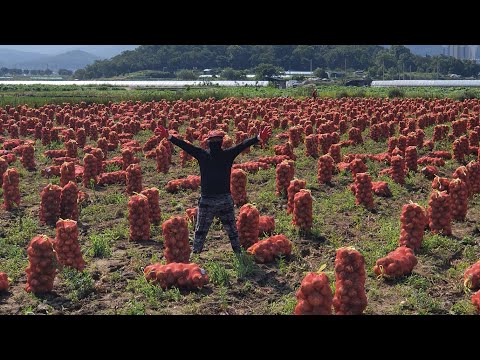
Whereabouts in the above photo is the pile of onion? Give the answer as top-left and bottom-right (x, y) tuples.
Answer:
(144, 262), (208, 290)
(294, 271), (333, 315)
(275, 159), (295, 196)
(39, 184), (62, 225)
(427, 190), (452, 236)
(236, 203), (260, 249)
(373, 246), (417, 278)
(247, 234), (292, 263)
(126, 163), (143, 195)
(140, 188), (161, 226)
(293, 189), (313, 232)
(287, 178), (306, 215)
(60, 181), (79, 221)
(317, 154), (335, 184)
(162, 216), (191, 263)
(230, 168), (247, 206)
(333, 247), (368, 315)
(25, 235), (56, 294)
(54, 219), (85, 271)
(128, 194), (151, 241)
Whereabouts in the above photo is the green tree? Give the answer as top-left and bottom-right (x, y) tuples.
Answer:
(59, 69), (73, 76)
(313, 67), (327, 78)
(176, 69), (198, 80)
(254, 63), (283, 80)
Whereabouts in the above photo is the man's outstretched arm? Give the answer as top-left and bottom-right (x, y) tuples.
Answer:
(227, 136), (260, 158)
(227, 126), (272, 159)
(157, 125), (204, 159)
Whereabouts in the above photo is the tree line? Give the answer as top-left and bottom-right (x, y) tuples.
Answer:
(69, 45), (480, 80)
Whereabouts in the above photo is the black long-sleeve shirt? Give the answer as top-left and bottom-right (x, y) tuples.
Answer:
(169, 135), (259, 195)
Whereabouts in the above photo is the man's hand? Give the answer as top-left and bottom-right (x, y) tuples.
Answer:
(258, 126), (272, 143)
(155, 125), (170, 139)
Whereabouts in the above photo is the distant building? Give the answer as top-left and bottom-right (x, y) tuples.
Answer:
(446, 45), (478, 61)
(284, 70), (313, 76)
(326, 71), (345, 79)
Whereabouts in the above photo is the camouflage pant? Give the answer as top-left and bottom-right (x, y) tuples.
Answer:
(193, 193), (240, 253)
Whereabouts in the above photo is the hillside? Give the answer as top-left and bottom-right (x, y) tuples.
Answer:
(18, 50), (100, 71)
(74, 45), (480, 80)
(0, 49), (48, 68)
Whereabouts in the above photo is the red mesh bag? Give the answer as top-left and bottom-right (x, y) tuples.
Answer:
(391, 155), (406, 184)
(466, 161), (480, 194)
(128, 194), (151, 241)
(405, 146), (417, 172)
(0, 272), (9, 292)
(305, 134), (318, 158)
(54, 219), (85, 271)
(287, 178), (306, 215)
(121, 147), (137, 170)
(421, 165), (438, 179)
(39, 184), (62, 225)
(140, 188), (161, 226)
(353, 173), (374, 210)
(293, 189), (313, 232)
(60, 161), (76, 187)
(317, 154), (335, 184)
(2, 168), (20, 210)
(258, 215), (275, 236)
(0, 157), (7, 187)
(348, 127), (363, 145)
(144, 262), (208, 290)
(371, 181), (391, 197)
(155, 142), (169, 173)
(21, 144), (36, 170)
(349, 158), (367, 179)
(453, 166), (472, 198)
(75, 128), (86, 148)
(427, 190), (452, 236)
(431, 176), (450, 192)
(60, 181), (79, 221)
(328, 143), (341, 163)
(230, 169), (247, 206)
(399, 202), (427, 251)
(82, 154), (97, 187)
(294, 272), (333, 315)
(162, 216), (191, 263)
(65, 139), (78, 159)
(449, 178), (468, 221)
(453, 136), (469, 163)
(237, 203), (260, 249)
(98, 171), (127, 186)
(44, 149), (67, 158)
(25, 235), (57, 294)
(126, 163), (143, 195)
(247, 234), (292, 263)
(472, 291), (480, 313)
(275, 159), (295, 196)
(333, 247), (367, 315)
(464, 260), (480, 290)
(373, 246), (417, 278)
(97, 137), (109, 159)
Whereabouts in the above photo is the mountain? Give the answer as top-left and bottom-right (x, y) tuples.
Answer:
(17, 50), (100, 71)
(0, 49), (48, 68)
(0, 45), (139, 59)
(73, 45), (139, 59)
